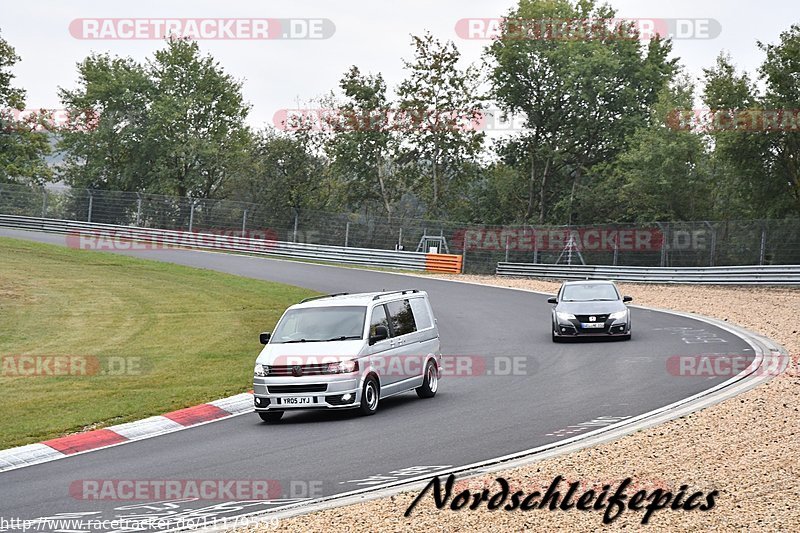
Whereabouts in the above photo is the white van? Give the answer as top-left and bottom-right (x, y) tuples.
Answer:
(253, 290), (441, 423)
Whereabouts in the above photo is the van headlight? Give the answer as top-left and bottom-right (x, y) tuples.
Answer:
(609, 310), (628, 321)
(254, 364), (268, 377)
(325, 360), (359, 374)
(556, 312), (576, 322)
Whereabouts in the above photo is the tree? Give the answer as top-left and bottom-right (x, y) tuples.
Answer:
(397, 33), (485, 217)
(486, 0), (676, 224)
(58, 38), (252, 198)
(757, 24), (800, 214)
(325, 66), (403, 222)
(582, 79), (712, 223)
(0, 30), (51, 184)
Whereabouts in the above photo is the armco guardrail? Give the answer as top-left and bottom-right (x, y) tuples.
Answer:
(0, 215), (463, 274)
(496, 262), (800, 285)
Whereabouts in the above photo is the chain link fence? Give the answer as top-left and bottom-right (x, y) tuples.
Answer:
(1, 183), (798, 274)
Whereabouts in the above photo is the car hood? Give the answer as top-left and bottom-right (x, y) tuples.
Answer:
(256, 340), (363, 366)
(556, 300), (627, 314)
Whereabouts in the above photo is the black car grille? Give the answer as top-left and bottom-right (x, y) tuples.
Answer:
(267, 363), (329, 376)
(268, 384), (328, 393)
(575, 314), (609, 323)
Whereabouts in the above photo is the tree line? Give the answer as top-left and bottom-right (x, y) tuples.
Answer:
(1, 0), (798, 228)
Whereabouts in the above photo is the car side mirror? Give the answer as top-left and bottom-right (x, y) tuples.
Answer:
(623, 296), (633, 303)
(259, 332), (271, 345)
(547, 297), (557, 304)
(369, 325), (389, 345)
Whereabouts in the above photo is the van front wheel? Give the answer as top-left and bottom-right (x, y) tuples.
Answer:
(358, 377), (379, 415)
(416, 360), (438, 399)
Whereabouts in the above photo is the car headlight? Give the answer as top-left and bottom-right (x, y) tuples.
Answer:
(556, 312), (576, 321)
(609, 310), (628, 321)
(325, 360), (359, 374)
(254, 363), (268, 377)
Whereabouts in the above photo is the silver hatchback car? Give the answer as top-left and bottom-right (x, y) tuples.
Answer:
(253, 290), (441, 423)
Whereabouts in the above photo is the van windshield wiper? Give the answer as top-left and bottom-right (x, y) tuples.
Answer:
(282, 338), (326, 343)
(325, 335), (362, 341)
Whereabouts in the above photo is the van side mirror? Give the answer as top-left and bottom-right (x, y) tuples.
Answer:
(623, 296), (633, 303)
(259, 332), (271, 345)
(547, 297), (557, 304)
(369, 325), (389, 345)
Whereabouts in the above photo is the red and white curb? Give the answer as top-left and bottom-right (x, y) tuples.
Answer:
(0, 392), (254, 473)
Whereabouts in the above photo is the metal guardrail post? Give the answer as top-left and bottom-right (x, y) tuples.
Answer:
(87, 189), (93, 223)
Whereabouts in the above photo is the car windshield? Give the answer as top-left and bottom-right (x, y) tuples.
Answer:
(561, 284), (619, 302)
(271, 306), (366, 343)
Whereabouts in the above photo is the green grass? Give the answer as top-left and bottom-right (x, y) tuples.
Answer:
(0, 237), (318, 449)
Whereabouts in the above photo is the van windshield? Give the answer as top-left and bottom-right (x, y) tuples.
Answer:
(271, 306), (367, 343)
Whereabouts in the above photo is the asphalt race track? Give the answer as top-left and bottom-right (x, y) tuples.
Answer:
(0, 228), (754, 531)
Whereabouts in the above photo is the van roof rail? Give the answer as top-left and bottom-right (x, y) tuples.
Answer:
(372, 289), (419, 301)
(300, 292), (350, 303)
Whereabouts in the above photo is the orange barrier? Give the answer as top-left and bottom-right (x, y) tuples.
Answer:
(425, 253), (463, 274)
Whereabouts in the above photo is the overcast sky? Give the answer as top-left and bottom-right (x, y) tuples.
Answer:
(1, 0), (797, 129)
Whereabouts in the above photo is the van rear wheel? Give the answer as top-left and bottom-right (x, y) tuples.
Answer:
(358, 376), (379, 415)
(416, 360), (438, 399)
(259, 411), (284, 423)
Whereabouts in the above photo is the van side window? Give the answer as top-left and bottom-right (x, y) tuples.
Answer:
(409, 297), (433, 330)
(386, 299), (417, 336)
(369, 305), (391, 337)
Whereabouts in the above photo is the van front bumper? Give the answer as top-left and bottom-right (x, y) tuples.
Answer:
(253, 375), (362, 411)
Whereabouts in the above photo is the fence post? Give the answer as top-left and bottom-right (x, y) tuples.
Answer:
(658, 222), (668, 267)
(242, 209), (247, 234)
(613, 236), (618, 266)
(398, 228), (403, 250)
(344, 221), (350, 248)
(505, 235), (510, 262)
(759, 224), (767, 265)
(705, 221), (716, 267)
(135, 193), (142, 226)
(41, 188), (48, 217)
(533, 228), (538, 264)
(292, 211), (298, 242)
(87, 189), (93, 223)
(189, 201), (195, 232)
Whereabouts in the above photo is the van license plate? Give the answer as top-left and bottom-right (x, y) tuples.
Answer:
(282, 397), (313, 405)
